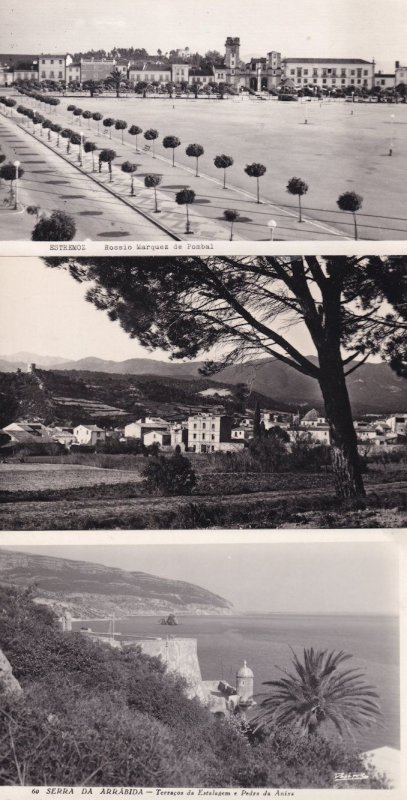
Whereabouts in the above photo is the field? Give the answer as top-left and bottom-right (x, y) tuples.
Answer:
(48, 95), (407, 239)
(1, 459), (406, 530)
(4, 92), (407, 240)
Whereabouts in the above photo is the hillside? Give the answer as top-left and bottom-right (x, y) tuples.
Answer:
(0, 367), (292, 428)
(0, 549), (233, 618)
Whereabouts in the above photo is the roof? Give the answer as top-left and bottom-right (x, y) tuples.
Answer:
(302, 408), (319, 421)
(237, 660), (253, 678)
(39, 53), (67, 59)
(76, 424), (104, 431)
(374, 73), (395, 78)
(283, 58), (373, 64)
(189, 68), (213, 77)
(0, 53), (37, 66)
(130, 61), (171, 72)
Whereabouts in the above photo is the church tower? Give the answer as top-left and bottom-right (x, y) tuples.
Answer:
(236, 660), (254, 705)
(225, 37), (240, 70)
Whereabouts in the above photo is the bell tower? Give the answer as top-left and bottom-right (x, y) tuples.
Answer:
(225, 37), (240, 70)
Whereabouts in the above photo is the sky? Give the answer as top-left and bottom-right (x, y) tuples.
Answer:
(4, 540), (399, 614)
(0, 0), (404, 74)
(0, 257), (315, 361)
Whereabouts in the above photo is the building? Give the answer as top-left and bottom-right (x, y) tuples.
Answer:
(395, 61), (407, 87)
(129, 62), (171, 85)
(124, 417), (169, 441)
(170, 424), (188, 451)
(187, 413), (232, 453)
(386, 414), (407, 435)
(300, 409), (326, 427)
(0, 53), (38, 85)
(281, 58), (375, 91)
(143, 430), (172, 449)
(66, 62), (81, 84)
(38, 53), (71, 82)
(73, 424), (106, 446)
(80, 58), (115, 83)
(374, 72), (395, 90)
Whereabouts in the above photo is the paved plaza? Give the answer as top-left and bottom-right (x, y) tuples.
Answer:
(1, 94), (406, 240)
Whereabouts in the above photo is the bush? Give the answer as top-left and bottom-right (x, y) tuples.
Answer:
(142, 453), (196, 495)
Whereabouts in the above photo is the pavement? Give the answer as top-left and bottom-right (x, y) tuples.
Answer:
(1, 101), (353, 241)
(0, 113), (174, 241)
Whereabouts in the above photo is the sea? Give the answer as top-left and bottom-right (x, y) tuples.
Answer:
(74, 613), (399, 752)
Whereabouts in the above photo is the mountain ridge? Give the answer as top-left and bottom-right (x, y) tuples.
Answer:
(0, 549), (233, 619)
(0, 353), (404, 415)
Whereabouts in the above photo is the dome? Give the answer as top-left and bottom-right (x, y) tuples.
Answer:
(237, 660), (253, 678)
(302, 408), (319, 421)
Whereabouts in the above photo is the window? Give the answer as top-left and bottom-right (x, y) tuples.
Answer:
(193, 433), (196, 439)
(42, 59), (45, 64)
(41, 71), (46, 78)
(357, 79), (361, 84)
(327, 68), (332, 74)
(211, 434), (215, 440)
(193, 423), (197, 429)
(202, 433), (206, 440)
(202, 423), (206, 429)
(351, 78), (355, 84)
(59, 59), (63, 64)
(58, 71), (63, 78)
(211, 424), (215, 430)
(304, 78), (308, 83)
(313, 77), (317, 83)
(304, 69), (308, 75)
(341, 78), (346, 84)
(322, 78), (327, 84)
(351, 70), (355, 76)
(51, 59), (54, 64)
(50, 71), (54, 78)
(363, 70), (368, 76)
(290, 69), (295, 75)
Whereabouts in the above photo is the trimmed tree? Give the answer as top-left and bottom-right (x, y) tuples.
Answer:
(223, 209), (239, 241)
(337, 191), (363, 240)
(84, 141), (97, 171)
(0, 162), (24, 203)
(144, 174), (162, 212)
(144, 128), (159, 158)
(245, 162), (267, 203)
(82, 110), (92, 129)
(287, 177), (309, 223)
(51, 123), (62, 147)
(60, 128), (73, 153)
(99, 148), (116, 181)
(175, 188), (196, 234)
(102, 117), (115, 139)
(163, 135), (181, 167)
(121, 161), (137, 195)
(31, 210), (76, 241)
(214, 154), (234, 188)
(186, 143), (204, 177)
(83, 80), (101, 98)
(92, 112), (103, 133)
(128, 124), (143, 152)
(115, 119), (128, 144)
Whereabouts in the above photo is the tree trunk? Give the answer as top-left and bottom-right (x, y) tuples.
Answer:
(318, 352), (365, 499)
(353, 212), (358, 240)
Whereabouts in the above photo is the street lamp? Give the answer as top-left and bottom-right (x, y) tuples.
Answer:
(14, 161), (20, 210)
(389, 113), (395, 156)
(267, 218), (277, 241)
(79, 131), (83, 166)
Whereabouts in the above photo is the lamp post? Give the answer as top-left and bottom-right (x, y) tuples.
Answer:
(79, 131), (83, 166)
(14, 160), (20, 210)
(267, 218), (277, 241)
(389, 113), (395, 156)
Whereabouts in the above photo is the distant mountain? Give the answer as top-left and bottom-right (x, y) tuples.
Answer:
(0, 549), (233, 619)
(0, 353), (404, 416)
(2, 353), (68, 368)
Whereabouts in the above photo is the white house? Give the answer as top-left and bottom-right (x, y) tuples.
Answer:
(124, 417), (169, 440)
(188, 413), (233, 453)
(73, 425), (106, 446)
(232, 426), (252, 440)
(281, 57), (374, 91)
(143, 430), (172, 449)
(300, 409), (326, 427)
(38, 53), (71, 82)
(386, 414), (407, 435)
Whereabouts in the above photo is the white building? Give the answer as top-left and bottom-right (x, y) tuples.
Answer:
(73, 424), (106, 446)
(386, 414), (407, 435)
(232, 426), (252, 440)
(281, 57), (374, 91)
(66, 62), (81, 84)
(124, 417), (169, 440)
(187, 413), (233, 453)
(38, 53), (71, 82)
(300, 409), (327, 427)
(374, 72), (395, 90)
(143, 430), (172, 449)
(395, 61), (407, 86)
(288, 426), (331, 445)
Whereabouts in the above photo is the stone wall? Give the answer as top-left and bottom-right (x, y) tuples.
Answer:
(134, 637), (206, 701)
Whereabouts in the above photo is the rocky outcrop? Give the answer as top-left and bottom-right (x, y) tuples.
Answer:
(0, 648), (22, 698)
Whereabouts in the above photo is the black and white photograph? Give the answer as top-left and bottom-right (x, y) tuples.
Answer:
(0, 0), (406, 243)
(0, 255), (406, 530)
(0, 535), (402, 790)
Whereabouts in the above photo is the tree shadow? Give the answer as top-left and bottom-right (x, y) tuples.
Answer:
(96, 230), (130, 237)
(79, 210), (104, 216)
(59, 195), (87, 199)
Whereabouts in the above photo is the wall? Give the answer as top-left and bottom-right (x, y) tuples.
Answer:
(134, 637), (206, 701)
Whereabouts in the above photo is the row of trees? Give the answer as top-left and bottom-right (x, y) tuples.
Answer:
(15, 94), (368, 236)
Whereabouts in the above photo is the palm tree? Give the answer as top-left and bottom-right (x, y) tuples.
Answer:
(84, 141), (97, 171)
(115, 119), (128, 144)
(286, 176), (309, 222)
(99, 149), (116, 181)
(175, 188), (195, 233)
(214, 154), (234, 188)
(103, 117), (115, 139)
(163, 135), (181, 167)
(128, 125), (143, 152)
(253, 648), (381, 738)
(223, 209), (239, 240)
(92, 112), (103, 134)
(337, 191), (363, 240)
(144, 174), (162, 212)
(186, 143), (204, 177)
(107, 67), (124, 98)
(121, 161), (137, 195)
(244, 162), (267, 203)
(144, 129), (159, 158)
